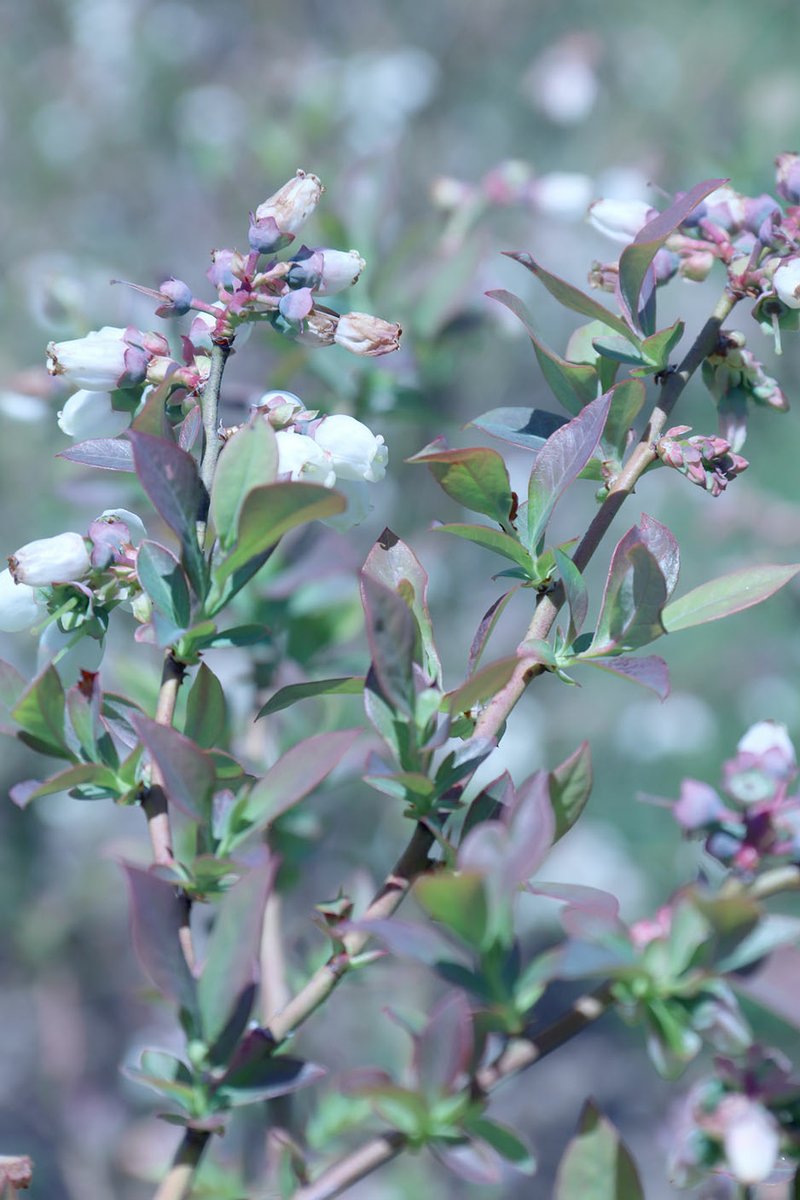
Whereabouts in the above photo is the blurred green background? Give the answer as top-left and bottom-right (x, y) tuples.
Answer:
(1, 1), (799, 1196)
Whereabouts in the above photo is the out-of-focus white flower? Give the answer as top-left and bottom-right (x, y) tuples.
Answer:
(523, 40), (599, 125)
(722, 1097), (781, 1185)
(773, 257), (800, 308)
(46, 326), (146, 391)
(530, 172), (594, 218)
(323, 479), (373, 532)
(38, 620), (103, 679)
(0, 568), (43, 632)
(316, 249), (366, 296)
(313, 414), (388, 482)
(334, 312), (402, 357)
(588, 198), (656, 243)
(275, 430), (336, 488)
(255, 170), (324, 235)
(9, 532), (91, 586)
(99, 508), (147, 545)
(58, 389), (131, 439)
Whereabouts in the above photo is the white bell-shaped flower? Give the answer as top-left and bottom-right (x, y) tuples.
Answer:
(312, 414), (388, 482)
(773, 257), (800, 309)
(58, 389), (132, 439)
(587, 198), (655, 243)
(9, 532), (91, 586)
(275, 430), (336, 488)
(0, 568), (43, 633)
(46, 327), (136, 391)
(255, 170), (324, 235)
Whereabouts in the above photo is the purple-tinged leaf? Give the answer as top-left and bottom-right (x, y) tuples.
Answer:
(350, 917), (467, 967)
(661, 563), (800, 633)
(256, 676), (364, 719)
(131, 713), (215, 820)
(414, 991), (474, 1099)
(239, 729), (361, 832)
(526, 392), (613, 551)
(638, 320), (685, 372)
(128, 431), (206, 593)
(178, 405), (202, 452)
(184, 663), (227, 749)
(11, 664), (70, 759)
(618, 178), (726, 333)
(431, 1139), (503, 1185)
(415, 872), (489, 950)
(468, 590), (516, 675)
(527, 882), (621, 917)
(57, 438), (135, 471)
(362, 529), (441, 684)
(733, 946), (800, 1030)
(446, 656), (519, 716)
(210, 418), (279, 551)
(555, 1100), (644, 1199)
(554, 550), (588, 640)
(433, 523), (534, 574)
(123, 1051), (195, 1108)
(121, 864), (197, 1013)
(469, 404), (569, 449)
(463, 1117), (536, 1174)
(0, 658), (26, 712)
(580, 654), (671, 699)
(601, 379), (646, 462)
(66, 674), (103, 763)
(214, 482), (344, 585)
(507, 253), (639, 345)
(549, 741), (592, 840)
(717, 914), (800, 974)
(486, 290), (598, 415)
(218, 1056), (325, 1106)
(407, 444), (515, 527)
(136, 540), (191, 631)
(360, 574), (416, 715)
(13, 763), (118, 803)
(198, 856), (275, 1044)
(588, 524), (669, 655)
(639, 513), (680, 598)
(459, 771), (555, 891)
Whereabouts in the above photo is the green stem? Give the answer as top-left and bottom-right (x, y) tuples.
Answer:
(200, 341), (231, 498)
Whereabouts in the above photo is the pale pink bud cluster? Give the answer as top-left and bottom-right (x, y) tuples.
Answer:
(657, 425), (748, 497)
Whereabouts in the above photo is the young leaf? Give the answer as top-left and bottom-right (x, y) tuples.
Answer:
(184, 663), (227, 749)
(555, 1100), (644, 1199)
(128, 431), (206, 594)
(15, 762), (119, 803)
(121, 864), (197, 1015)
(11, 664), (70, 759)
(549, 741), (592, 841)
(579, 654), (671, 699)
(235, 728), (361, 835)
(507, 252), (640, 345)
(57, 438), (135, 471)
(362, 529), (442, 685)
(468, 590), (516, 674)
(131, 713), (215, 820)
(661, 563), (800, 633)
(136, 541), (191, 631)
(446, 656), (519, 716)
(617, 178), (726, 333)
(407, 445), (515, 527)
(360, 574), (417, 715)
(486, 289), (597, 414)
(413, 991), (473, 1099)
(601, 379), (646, 463)
(415, 873), (490, 951)
(218, 1056), (325, 1106)
(432, 524), (535, 574)
(639, 319), (685, 371)
(587, 523), (671, 655)
(214, 482), (344, 584)
(554, 549), (588, 640)
(463, 1116), (536, 1174)
(526, 391), (613, 552)
(469, 405), (569, 450)
(210, 418), (279, 550)
(255, 676), (365, 719)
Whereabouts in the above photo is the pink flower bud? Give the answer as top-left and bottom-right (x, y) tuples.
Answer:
(587, 198), (656, 243)
(57, 389), (132, 439)
(9, 532), (91, 586)
(312, 414), (388, 482)
(678, 249), (715, 282)
(207, 248), (247, 290)
(155, 277), (193, 317)
(776, 151), (800, 205)
(334, 312), (402, 357)
(0, 567), (43, 632)
(255, 170), (324, 236)
(46, 327), (147, 391)
(773, 256), (800, 308)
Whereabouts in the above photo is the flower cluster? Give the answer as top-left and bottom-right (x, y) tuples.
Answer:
(656, 425), (748, 497)
(670, 721), (800, 871)
(670, 1046), (798, 1187)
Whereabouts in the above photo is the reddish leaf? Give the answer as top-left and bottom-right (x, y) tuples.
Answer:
(121, 864), (197, 1013)
(240, 728), (361, 831)
(360, 573), (416, 715)
(57, 438), (135, 471)
(414, 991), (473, 1098)
(362, 529), (441, 684)
(581, 655), (671, 699)
(131, 713), (215, 820)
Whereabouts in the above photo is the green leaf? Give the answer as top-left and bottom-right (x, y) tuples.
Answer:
(11, 664), (70, 759)
(588, 526), (670, 655)
(131, 714), (215, 821)
(122, 864), (198, 1016)
(137, 540), (191, 631)
(0, 659), (26, 712)
(218, 1056), (325, 1107)
(362, 529), (442, 685)
(507, 253), (640, 345)
(486, 289), (598, 414)
(464, 1116), (536, 1174)
(661, 563), (800, 633)
(210, 418), (279, 549)
(21, 763), (120, 802)
(361, 574), (417, 716)
(408, 444), (515, 526)
(555, 1100), (644, 1199)
(555, 549), (588, 640)
(469, 406), (568, 452)
(549, 742), (592, 841)
(128, 431), (207, 596)
(600, 379), (646, 463)
(639, 320), (685, 371)
(433, 524), (535, 574)
(214, 482), (345, 585)
(577, 654), (671, 699)
(256, 677), (365, 719)
(446, 656), (519, 716)
(591, 336), (645, 366)
(184, 663), (227, 749)
(416, 872), (489, 950)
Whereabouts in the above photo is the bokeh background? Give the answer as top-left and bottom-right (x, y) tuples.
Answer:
(1, 1), (799, 1196)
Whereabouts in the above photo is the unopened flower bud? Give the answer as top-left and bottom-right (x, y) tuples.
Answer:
(57, 389), (132, 440)
(285, 248), (324, 290)
(312, 414), (388, 482)
(248, 214), (294, 256)
(430, 175), (476, 211)
(255, 170), (324, 236)
(207, 248), (247, 290)
(0, 568), (43, 632)
(773, 256), (800, 308)
(679, 249), (715, 282)
(293, 309), (338, 349)
(721, 1098), (780, 1185)
(275, 430), (335, 487)
(47, 327), (148, 391)
(253, 390), (308, 428)
(278, 287), (314, 323)
(702, 185), (747, 234)
(587, 198), (656, 243)
(334, 312), (402, 357)
(776, 151), (800, 205)
(9, 531), (91, 586)
(100, 508), (147, 545)
(653, 247), (679, 285)
(315, 249), (366, 296)
(743, 194), (781, 237)
(155, 277), (193, 317)
(588, 261), (618, 292)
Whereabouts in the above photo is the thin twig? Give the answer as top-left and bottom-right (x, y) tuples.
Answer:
(152, 1129), (210, 1200)
(199, 341), (231, 497)
(142, 650), (187, 868)
(261, 891), (291, 1023)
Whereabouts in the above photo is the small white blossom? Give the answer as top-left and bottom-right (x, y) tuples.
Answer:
(773, 257), (800, 309)
(323, 479), (373, 532)
(57, 389), (132, 439)
(313, 414), (388, 482)
(46, 327), (141, 391)
(722, 1098), (781, 1185)
(316, 249), (366, 296)
(255, 170), (324, 235)
(588, 198), (656, 243)
(275, 430), (336, 488)
(9, 532), (91, 586)
(0, 568), (43, 633)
